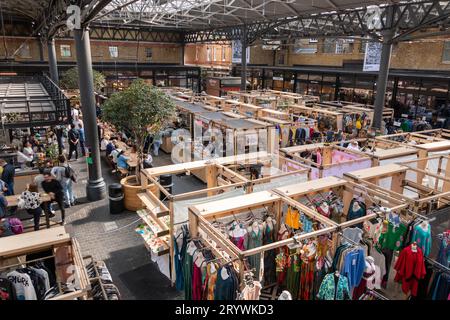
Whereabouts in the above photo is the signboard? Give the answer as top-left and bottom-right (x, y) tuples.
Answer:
(363, 42), (382, 72)
(232, 41), (250, 64)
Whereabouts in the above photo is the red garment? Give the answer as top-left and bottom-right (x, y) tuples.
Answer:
(394, 244), (426, 297)
(231, 236), (246, 250)
(192, 264), (203, 300)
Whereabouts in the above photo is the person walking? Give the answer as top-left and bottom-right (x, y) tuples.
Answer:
(0, 159), (15, 195)
(78, 123), (86, 157)
(152, 131), (162, 156)
(55, 120), (66, 155)
(41, 171), (66, 225)
(51, 155), (76, 207)
(0, 192), (8, 219)
(19, 183), (44, 231)
(68, 124), (80, 160)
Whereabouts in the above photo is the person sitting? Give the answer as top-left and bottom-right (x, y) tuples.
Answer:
(106, 139), (116, 157)
(19, 183), (44, 231)
(143, 153), (153, 169)
(110, 147), (121, 173)
(347, 140), (360, 152)
(116, 150), (129, 171)
(101, 135), (110, 153)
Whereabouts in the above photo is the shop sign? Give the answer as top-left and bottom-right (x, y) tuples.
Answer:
(363, 42), (382, 72)
(231, 41), (250, 64)
(273, 77), (283, 81)
(394, 121), (401, 127)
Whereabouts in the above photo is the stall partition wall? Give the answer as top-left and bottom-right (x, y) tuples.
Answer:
(344, 162), (450, 214)
(287, 145), (372, 179)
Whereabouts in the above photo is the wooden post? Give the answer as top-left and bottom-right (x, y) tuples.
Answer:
(169, 199), (175, 287)
(442, 157), (450, 193)
(416, 149), (428, 185)
(391, 172), (406, 195)
(322, 145), (332, 166)
(188, 208), (199, 238)
(206, 164), (218, 196)
(342, 188), (354, 221)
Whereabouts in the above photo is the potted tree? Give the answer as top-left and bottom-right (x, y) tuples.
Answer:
(102, 79), (176, 211)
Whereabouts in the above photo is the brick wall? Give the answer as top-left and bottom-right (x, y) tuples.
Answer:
(184, 43), (232, 66)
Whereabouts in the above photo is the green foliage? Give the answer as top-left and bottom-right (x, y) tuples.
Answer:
(60, 67), (106, 92)
(102, 79), (176, 178)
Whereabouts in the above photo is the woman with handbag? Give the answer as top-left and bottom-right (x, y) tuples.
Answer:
(19, 183), (43, 231)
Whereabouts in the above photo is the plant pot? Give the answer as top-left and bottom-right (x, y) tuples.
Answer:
(120, 175), (157, 211)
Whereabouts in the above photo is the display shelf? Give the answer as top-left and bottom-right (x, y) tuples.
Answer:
(135, 225), (170, 256)
(137, 191), (170, 217)
(137, 209), (170, 238)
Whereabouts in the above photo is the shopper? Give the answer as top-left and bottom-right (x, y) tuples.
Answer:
(100, 135), (110, 153)
(0, 192), (8, 219)
(55, 120), (66, 155)
(41, 171), (65, 225)
(68, 124), (80, 160)
(73, 115), (84, 132)
(152, 131), (162, 156)
(106, 139), (116, 157)
(19, 183), (43, 231)
(71, 105), (80, 122)
(116, 150), (129, 171)
(96, 102), (102, 119)
(143, 153), (153, 169)
(33, 167), (45, 193)
(347, 140), (360, 152)
(0, 159), (15, 195)
(51, 155), (76, 207)
(78, 123), (86, 157)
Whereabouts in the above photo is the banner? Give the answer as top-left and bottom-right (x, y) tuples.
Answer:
(232, 40), (250, 64)
(363, 41), (382, 72)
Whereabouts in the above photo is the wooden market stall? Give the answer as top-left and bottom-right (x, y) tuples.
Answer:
(287, 104), (344, 131)
(186, 178), (403, 290)
(281, 143), (372, 179)
(344, 161), (450, 214)
(187, 190), (337, 284)
(0, 227), (90, 300)
(222, 99), (263, 118)
(137, 152), (310, 284)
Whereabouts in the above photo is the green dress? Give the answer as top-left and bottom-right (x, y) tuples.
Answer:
(286, 251), (301, 298)
(246, 227), (263, 280)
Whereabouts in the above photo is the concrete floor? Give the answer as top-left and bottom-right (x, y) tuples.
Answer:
(62, 151), (183, 300)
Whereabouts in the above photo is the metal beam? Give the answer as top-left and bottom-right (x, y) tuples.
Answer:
(47, 38), (59, 84)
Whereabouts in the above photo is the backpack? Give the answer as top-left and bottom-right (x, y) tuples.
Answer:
(65, 165), (78, 183)
(8, 218), (23, 235)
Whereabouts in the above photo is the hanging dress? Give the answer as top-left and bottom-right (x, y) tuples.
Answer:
(183, 247), (194, 300)
(286, 251), (301, 298)
(246, 226), (263, 280)
(276, 228), (290, 286)
(263, 221), (276, 286)
(285, 207), (300, 229)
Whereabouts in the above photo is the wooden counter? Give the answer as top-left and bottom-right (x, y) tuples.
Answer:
(344, 163), (408, 181)
(0, 226), (69, 257)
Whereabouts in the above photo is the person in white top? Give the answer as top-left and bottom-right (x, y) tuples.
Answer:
(100, 135), (110, 151)
(346, 140), (360, 152)
(71, 106), (80, 120)
(73, 115), (84, 131)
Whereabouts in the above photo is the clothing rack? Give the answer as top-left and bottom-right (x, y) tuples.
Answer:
(424, 257), (450, 274)
(337, 232), (361, 247)
(365, 289), (389, 300)
(0, 254), (55, 271)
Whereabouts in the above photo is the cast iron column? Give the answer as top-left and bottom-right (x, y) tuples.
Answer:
(74, 28), (106, 201)
(241, 26), (247, 91)
(47, 38), (59, 84)
(372, 6), (396, 130)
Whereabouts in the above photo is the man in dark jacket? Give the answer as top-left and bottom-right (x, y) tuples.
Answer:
(41, 171), (65, 225)
(0, 159), (15, 195)
(68, 124), (80, 160)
